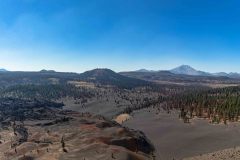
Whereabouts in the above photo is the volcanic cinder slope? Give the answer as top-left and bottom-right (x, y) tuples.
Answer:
(0, 98), (155, 160)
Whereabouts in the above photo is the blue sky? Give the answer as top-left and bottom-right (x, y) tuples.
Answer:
(0, 0), (240, 73)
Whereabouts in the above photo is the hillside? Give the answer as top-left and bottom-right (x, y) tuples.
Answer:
(79, 68), (152, 89)
(0, 98), (155, 160)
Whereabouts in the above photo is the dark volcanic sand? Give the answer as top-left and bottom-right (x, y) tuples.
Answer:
(124, 108), (240, 160)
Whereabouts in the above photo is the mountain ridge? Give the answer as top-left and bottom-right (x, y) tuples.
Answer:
(1, 66), (240, 79)
(133, 65), (240, 78)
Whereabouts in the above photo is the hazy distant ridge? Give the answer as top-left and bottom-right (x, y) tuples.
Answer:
(0, 68), (8, 72)
(134, 65), (240, 78)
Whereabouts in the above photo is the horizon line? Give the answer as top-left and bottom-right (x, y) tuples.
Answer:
(1, 64), (240, 74)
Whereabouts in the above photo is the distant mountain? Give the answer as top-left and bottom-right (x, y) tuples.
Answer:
(170, 65), (210, 76)
(212, 72), (240, 78)
(0, 68), (8, 72)
(123, 65), (240, 82)
(79, 68), (152, 89)
(40, 69), (56, 73)
(169, 65), (240, 78)
(228, 72), (240, 78)
(213, 72), (229, 77)
(135, 69), (156, 72)
(120, 70), (240, 85)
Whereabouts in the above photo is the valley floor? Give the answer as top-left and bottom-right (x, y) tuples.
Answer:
(124, 108), (240, 160)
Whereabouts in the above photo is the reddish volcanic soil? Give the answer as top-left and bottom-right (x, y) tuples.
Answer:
(0, 112), (155, 160)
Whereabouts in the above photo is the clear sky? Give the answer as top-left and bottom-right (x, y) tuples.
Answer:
(0, 0), (240, 73)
